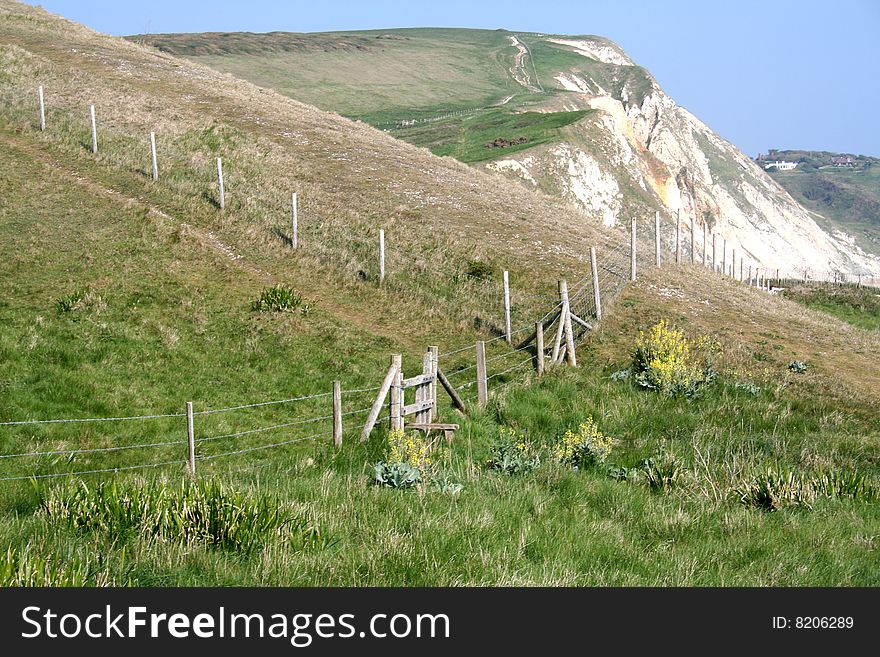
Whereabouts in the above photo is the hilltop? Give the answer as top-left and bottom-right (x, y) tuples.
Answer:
(756, 149), (880, 258)
(135, 28), (880, 278)
(0, 2), (878, 586)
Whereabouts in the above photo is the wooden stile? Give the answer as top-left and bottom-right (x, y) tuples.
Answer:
(361, 354), (400, 441)
(429, 346), (438, 422)
(436, 369), (466, 412)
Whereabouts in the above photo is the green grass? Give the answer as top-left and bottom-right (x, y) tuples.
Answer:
(391, 108), (592, 163)
(140, 28), (523, 120)
(0, 3), (878, 587)
(780, 283), (880, 331)
(2, 363), (877, 586)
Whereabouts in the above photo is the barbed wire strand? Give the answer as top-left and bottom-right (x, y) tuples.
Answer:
(0, 438), (186, 460)
(0, 459), (181, 482)
(487, 355), (535, 381)
(196, 390), (333, 415)
(196, 414), (334, 443)
(198, 431), (333, 461)
(0, 411), (185, 427)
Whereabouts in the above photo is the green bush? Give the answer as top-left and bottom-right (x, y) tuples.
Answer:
(465, 259), (496, 280)
(552, 417), (616, 469)
(251, 284), (306, 313)
(642, 449), (682, 492)
(631, 320), (719, 397)
(55, 287), (102, 313)
(373, 461), (421, 489)
(485, 427), (541, 476)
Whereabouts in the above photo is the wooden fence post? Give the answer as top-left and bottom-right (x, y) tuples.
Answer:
(748, 264), (752, 285)
(675, 210), (681, 264)
(590, 246), (602, 320)
(361, 355), (400, 441)
(476, 341), (488, 408)
(740, 258), (744, 282)
(429, 345), (438, 422)
(690, 215), (695, 264)
(89, 104), (97, 154)
(630, 217), (637, 281)
(332, 381), (342, 448)
(535, 321), (544, 376)
(379, 229), (385, 285)
(38, 85), (45, 131)
(422, 351), (434, 424)
(722, 238), (727, 277)
(391, 356), (403, 431)
(560, 279), (576, 367)
(732, 248), (736, 279)
(291, 192), (298, 250)
(503, 270), (512, 344)
(149, 131), (158, 181)
(712, 234), (717, 272)
(654, 211), (661, 267)
(186, 401), (195, 475)
(702, 221), (707, 267)
(216, 157), (225, 210)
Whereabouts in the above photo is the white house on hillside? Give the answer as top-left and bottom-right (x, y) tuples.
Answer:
(764, 160), (798, 171)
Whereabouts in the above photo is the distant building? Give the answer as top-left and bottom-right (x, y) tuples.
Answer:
(764, 160), (798, 171)
(831, 156), (855, 167)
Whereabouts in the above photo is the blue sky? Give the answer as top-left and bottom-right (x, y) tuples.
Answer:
(30, 0), (880, 157)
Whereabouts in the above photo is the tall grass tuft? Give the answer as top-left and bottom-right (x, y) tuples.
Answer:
(735, 466), (878, 511)
(251, 284), (305, 313)
(41, 479), (325, 553)
(1, 547), (92, 586)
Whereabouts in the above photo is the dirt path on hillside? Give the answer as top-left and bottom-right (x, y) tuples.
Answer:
(509, 36), (543, 93)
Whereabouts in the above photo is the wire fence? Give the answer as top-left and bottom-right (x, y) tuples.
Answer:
(4, 79), (816, 484)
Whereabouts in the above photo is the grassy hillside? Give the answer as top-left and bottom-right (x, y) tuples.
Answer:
(1, 2), (878, 586)
(131, 28), (630, 160)
(762, 151), (880, 257)
(780, 282), (880, 331)
(133, 28), (524, 123)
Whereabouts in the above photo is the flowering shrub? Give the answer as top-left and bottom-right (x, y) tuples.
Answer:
(485, 427), (541, 476)
(386, 428), (431, 470)
(552, 417), (617, 469)
(373, 429), (431, 489)
(631, 320), (719, 396)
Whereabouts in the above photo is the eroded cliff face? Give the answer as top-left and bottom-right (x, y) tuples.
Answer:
(486, 39), (879, 276)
